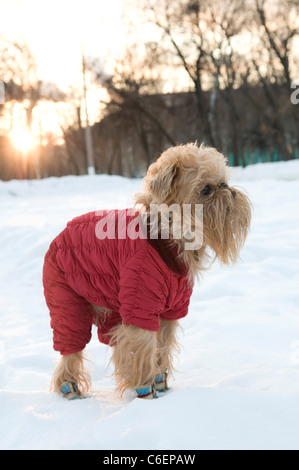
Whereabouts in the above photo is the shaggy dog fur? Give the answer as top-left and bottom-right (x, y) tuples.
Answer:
(51, 143), (251, 397)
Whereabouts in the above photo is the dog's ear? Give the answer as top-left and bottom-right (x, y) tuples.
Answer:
(147, 160), (179, 202)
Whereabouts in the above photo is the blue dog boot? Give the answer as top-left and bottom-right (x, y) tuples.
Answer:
(60, 381), (84, 400)
(135, 383), (156, 399)
(154, 371), (169, 392)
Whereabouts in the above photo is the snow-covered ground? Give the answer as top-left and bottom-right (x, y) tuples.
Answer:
(1, 159), (299, 450)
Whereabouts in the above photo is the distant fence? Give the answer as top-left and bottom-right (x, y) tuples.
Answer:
(228, 148), (299, 167)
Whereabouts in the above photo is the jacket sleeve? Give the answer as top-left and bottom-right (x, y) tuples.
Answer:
(160, 281), (193, 321)
(118, 246), (170, 331)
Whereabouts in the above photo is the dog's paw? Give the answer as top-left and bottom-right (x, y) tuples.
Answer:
(60, 381), (85, 400)
(135, 373), (170, 399)
(154, 372), (169, 392)
(135, 383), (157, 399)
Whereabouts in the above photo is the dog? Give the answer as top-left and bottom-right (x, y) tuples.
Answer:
(43, 143), (251, 400)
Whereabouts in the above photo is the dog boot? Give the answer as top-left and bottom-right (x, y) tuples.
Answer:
(155, 371), (169, 392)
(135, 383), (157, 399)
(60, 381), (84, 400)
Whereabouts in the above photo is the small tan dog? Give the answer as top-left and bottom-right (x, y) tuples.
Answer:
(43, 143), (251, 400)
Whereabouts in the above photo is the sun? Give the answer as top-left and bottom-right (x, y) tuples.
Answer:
(11, 127), (35, 153)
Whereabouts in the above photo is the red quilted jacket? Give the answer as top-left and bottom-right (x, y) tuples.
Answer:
(43, 209), (193, 355)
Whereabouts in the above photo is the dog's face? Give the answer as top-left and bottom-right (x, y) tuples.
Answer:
(140, 143), (251, 265)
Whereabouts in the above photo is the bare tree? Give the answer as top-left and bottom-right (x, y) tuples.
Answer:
(255, 0), (298, 87)
(133, 0), (251, 148)
(246, 0), (299, 159)
(87, 42), (177, 174)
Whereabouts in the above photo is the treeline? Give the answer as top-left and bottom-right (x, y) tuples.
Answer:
(0, 0), (298, 180)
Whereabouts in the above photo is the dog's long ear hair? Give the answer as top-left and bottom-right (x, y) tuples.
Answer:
(135, 157), (179, 207)
(147, 160), (179, 203)
(203, 188), (252, 266)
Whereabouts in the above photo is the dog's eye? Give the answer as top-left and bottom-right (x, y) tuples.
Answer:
(201, 185), (213, 196)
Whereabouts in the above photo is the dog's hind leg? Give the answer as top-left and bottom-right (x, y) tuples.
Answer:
(51, 351), (91, 399)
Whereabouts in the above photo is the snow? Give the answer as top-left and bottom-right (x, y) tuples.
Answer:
(1, 159), (299, 450)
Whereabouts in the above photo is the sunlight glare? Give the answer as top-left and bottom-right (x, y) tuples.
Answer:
(11, 127), (35, 153)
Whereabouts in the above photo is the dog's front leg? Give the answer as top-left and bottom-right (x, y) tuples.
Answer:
(51, 351), (91, 398)
(156, 319), (180, 391)
(111, 324), (159, 397)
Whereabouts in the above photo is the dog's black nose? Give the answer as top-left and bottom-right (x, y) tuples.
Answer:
(219, 182), (228, 189)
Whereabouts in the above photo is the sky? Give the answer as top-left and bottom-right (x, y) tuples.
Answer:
(0, 0), (125, 90)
